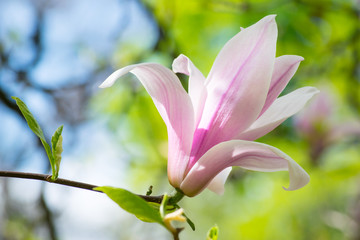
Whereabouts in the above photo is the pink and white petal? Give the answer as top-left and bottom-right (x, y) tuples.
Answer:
(206, 167), (232, 195)
(172, 54), (207, 127)
(99, 64), (143, 88)
(189, 15), (278, 169)
(100, 63), (195, 187)
(259, 55), (304, 116)
(180, 140), (309, 197)
(238, 87), (319, 141)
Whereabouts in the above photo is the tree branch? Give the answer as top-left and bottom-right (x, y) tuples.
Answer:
(0, 171), (165, 204)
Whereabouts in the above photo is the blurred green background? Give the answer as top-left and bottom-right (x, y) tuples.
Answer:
(0, 0), (359, 239)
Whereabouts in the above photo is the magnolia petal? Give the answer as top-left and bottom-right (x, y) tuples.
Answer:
(259, 55), (304, 116)
(238, 87), (320, 141)
(100, 63), (195, 187)
(180, 140), (309, 197)
(206, 167), (232, 195)
(172, 54), (207, 127)
(99, 64), (142, 88)
(189, 15), (278, 168)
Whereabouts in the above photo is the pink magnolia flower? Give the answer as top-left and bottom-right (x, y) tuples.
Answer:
(295, 90), (360, 163)
(100, 15), (319, 197)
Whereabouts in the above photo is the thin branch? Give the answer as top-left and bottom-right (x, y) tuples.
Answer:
(0, 171), (165, 203)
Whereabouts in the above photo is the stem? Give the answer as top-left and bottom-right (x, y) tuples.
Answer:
(169, 188), (184, 205)
(173, 231), (179, 240)
(0, 171), (167, 203)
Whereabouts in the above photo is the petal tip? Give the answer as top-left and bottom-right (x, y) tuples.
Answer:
(280, 55), (304, 63)
(253, 15), (277, 30)
(172, 54), (188, 74)
(264, 14), (277, 22)
(283, 169), (310, 191)
(292, 55), (304, 62)
(98, 81), (109, 88)
(311, 87), (321, 96)
(99, 74), (120, 88)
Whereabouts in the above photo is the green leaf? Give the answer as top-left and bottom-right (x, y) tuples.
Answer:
(51, 125), (64, 179)
(207, 225), (219, 240)
(11, 96), (46, 140)
(184, 212), (196, 231)
(12, 96), (55, 168)
(95, 186), (164, 225)
(12, 96), (61, 179)
(40, 139), (54, 171)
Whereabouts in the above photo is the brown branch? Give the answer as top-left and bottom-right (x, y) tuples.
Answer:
(0, 171), (165, 204)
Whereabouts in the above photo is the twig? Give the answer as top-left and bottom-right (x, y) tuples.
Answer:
(0, 171), (165, 203)
(173, 228), (183, 240)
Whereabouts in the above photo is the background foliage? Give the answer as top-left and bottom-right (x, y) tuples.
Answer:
(0, 0), (359, 239)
